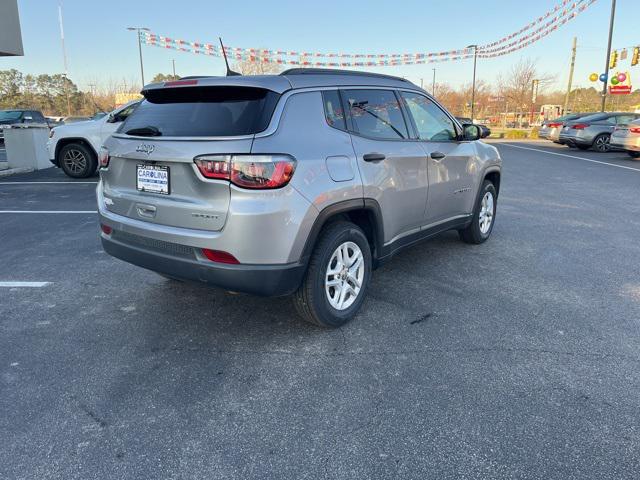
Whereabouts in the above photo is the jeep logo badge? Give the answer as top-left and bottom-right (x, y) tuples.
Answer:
(135, 144), (155, 156)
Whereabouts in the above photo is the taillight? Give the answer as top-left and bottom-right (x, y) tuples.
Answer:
(630, 127), (640, 134)
(572, 123), (589, 130)
(194, 155), (231, 179)
(100, 223), (112, 235)
(194, 155), (296, 189)
(98, 146), (110, 168)
(548, 122), (562, 128)
(201, 248), (239, 264)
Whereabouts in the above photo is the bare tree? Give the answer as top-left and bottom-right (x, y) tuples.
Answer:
(233, 58), (282, 75)
(497, 58), (554, 125)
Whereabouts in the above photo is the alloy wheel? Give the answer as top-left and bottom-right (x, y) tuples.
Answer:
(479, 191), (494, 235)
(63, 149), (87, 174)
(325, 241), (365, 311)
(594, 135), (611, 152)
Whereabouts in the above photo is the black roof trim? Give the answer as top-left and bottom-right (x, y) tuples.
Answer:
(281, 68), (409, 83)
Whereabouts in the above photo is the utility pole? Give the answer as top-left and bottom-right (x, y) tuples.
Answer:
(127, 27), (150, 88)
(58, 2), (71, 116)
(172, 59), (176, 78)
(601, 0), (617, 112)
(420, 78), (424, 89)
(432, 68), (436, 96)
(467, 45), (478, 121)
(563, 37), (577, 115)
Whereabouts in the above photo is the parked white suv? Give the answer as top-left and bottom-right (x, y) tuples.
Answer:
(47, 101), (140, 178)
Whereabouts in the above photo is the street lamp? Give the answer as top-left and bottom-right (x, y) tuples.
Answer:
(467, 44), (478, 121)
(127, 27), (150, 88)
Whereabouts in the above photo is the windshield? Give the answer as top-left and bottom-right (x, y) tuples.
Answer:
(0, 111), (23, 121)
(119, 86), (280, 137)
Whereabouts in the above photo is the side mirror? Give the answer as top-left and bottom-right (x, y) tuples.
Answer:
(106, 113), (116, 123)
(462, 123), (481, 141)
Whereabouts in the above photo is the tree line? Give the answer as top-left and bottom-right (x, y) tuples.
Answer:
(2, 59), (639, 120)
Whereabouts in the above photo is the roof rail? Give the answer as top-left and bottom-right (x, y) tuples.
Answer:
(280, 68), (410, 83)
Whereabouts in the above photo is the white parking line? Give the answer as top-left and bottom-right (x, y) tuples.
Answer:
(499, 143), (640, 172)
(0, 210), (97, 214)
(0, 181), (98, 185)
(0, 281), (51, 288)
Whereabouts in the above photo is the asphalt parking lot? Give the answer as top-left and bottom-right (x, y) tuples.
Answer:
(1, 140), (640, 479)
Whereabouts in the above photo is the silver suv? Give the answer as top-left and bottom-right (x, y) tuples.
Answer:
(98, 69), (502, 327)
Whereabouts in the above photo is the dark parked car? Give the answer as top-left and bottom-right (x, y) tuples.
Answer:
(0, 109), (48, 142)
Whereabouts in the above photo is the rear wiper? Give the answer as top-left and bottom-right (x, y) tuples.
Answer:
(125, 125), (162, 137)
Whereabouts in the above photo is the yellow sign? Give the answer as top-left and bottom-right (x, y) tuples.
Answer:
(115, 92), (142, 107)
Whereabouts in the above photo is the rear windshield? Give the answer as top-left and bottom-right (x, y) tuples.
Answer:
(119, 86), (280, 137)
(574, 113), (607, 123)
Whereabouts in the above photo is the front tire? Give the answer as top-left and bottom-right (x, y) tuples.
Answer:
(58, 143), (97, 178)
(459, 180), (497, 244)
(293, 221), (372, 328)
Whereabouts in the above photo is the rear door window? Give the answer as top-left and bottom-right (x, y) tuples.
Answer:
(342, 89), (408, 140)
(120, 86), (280, 137)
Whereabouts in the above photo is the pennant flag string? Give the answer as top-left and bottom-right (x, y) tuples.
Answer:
(139, 0), (598, 67)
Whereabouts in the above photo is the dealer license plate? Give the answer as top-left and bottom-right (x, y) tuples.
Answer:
(136, 164), (169, 195)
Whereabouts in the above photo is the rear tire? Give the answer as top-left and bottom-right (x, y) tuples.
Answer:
(58, 142), (97, 178)
(459, 180), (497, 245)
(593, 134), (611, 153)
(293, 221), (372, 328)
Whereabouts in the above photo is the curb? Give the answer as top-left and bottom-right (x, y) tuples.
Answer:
(0, 166), (34, 178)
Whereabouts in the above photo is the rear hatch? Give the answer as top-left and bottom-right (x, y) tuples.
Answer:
(100, 83), (282, 231)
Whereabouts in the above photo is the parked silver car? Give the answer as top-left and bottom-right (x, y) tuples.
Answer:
(98, 69), (502, 327)
(539, 113), (594, 143)
(610, 118), (640, 158)
(559, 112), (640, 152)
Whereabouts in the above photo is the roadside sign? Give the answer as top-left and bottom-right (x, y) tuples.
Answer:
(609, 85), (632, 95)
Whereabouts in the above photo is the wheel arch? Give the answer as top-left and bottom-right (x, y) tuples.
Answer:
(300, 199), (384, 268)
(483, 168), (501, 196)
(55, 137), (98, 163)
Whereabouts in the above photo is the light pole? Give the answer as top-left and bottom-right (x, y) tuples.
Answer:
(467, 44), (478, 121)
(432, 68), (436, 96)
(127, 27), (150, 88)
(601, 0), (617, 112)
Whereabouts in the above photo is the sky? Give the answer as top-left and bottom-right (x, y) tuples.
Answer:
(3, 0), (638, 95)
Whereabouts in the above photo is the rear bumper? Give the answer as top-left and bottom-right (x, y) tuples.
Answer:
(101, 233), (306, 296)
(559, 135), (591, 147)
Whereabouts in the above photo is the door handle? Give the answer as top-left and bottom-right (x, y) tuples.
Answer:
(136, 203), (157, 218)
(430, 151), (446, 160)
(363, 153), (386, 162)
